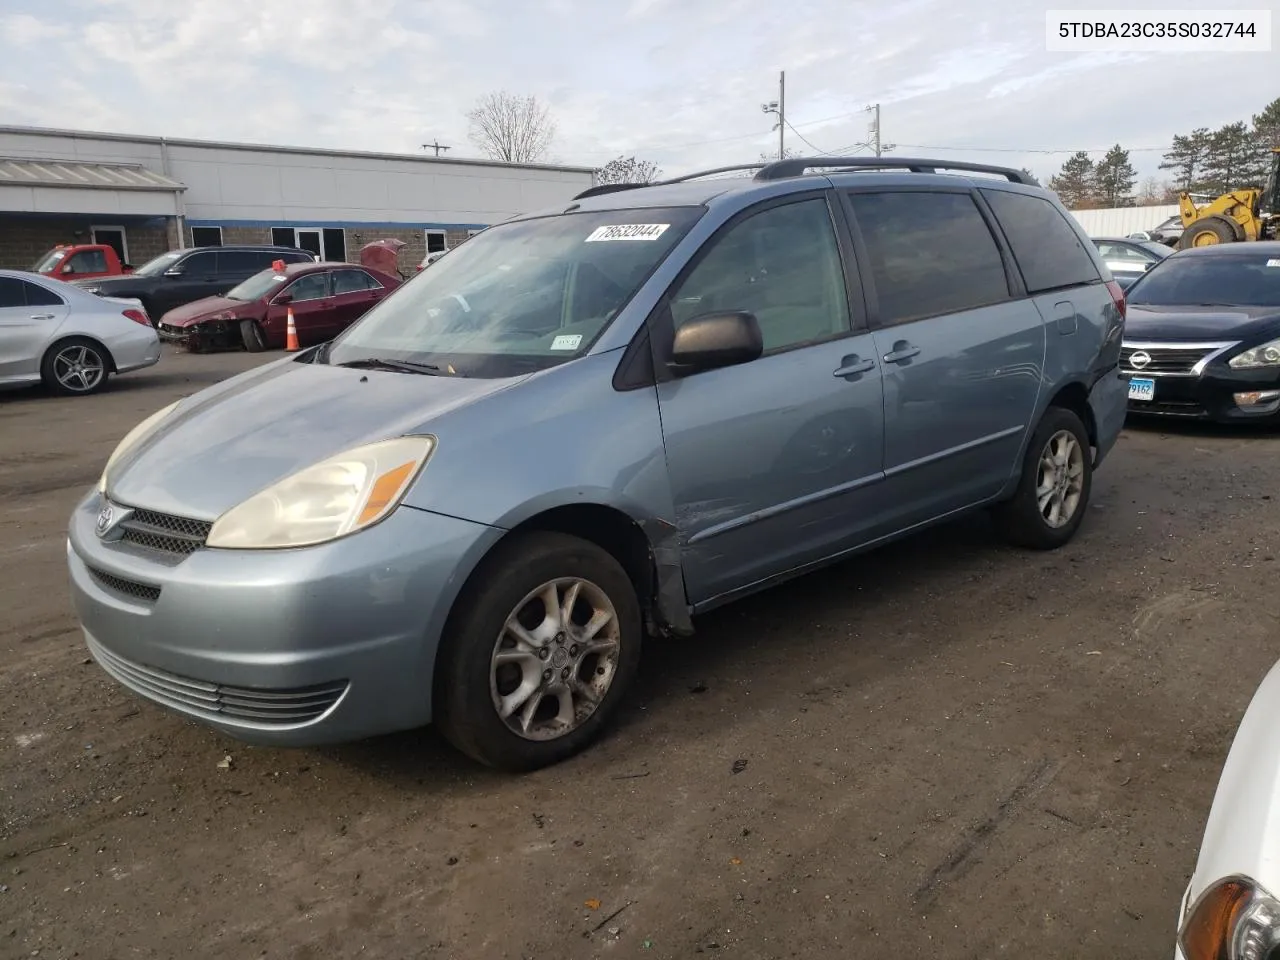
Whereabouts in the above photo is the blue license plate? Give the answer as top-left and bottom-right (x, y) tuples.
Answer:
(1128, 377), (1155, 402)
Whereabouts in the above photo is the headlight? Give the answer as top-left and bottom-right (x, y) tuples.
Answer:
(205, 436), (435, 549)
(1179, 876), (1280, 960)
(97, 400), (182, 493)
(1229, 339), (1280, 370)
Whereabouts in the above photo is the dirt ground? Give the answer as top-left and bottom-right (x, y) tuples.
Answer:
(2, 346), (1278, 960)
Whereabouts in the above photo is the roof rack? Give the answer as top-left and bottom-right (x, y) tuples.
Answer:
(570, 164), (770, 201)
(754, 156), (1037, 185)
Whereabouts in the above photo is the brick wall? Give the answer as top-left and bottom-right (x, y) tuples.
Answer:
(0, 216), (176, 270)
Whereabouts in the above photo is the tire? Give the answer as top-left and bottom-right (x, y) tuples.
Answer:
(1178, 216), (1236, 249)
(239, 319), (267, 353)
(40, 337), (111, 397)
(993, 407), (1092, 550)
(433, 531), (643, 772)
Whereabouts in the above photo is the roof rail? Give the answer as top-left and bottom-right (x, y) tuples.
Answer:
(754, 156), (1038, 185)
(570, 163), (770, 201)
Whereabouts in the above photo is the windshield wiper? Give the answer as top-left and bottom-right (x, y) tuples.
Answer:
(335, 357), (445, 376)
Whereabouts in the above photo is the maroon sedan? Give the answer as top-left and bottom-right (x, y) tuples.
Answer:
(156, 262), (401, 352)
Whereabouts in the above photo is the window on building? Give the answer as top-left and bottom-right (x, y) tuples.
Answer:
(847, 190), (1010, 326)
(981, 189), (1101, 293)
(332, 269), (381, 294)
(191, 226), (223, 247)
(271, 227), (296, 248)
(669, 198), (851, 354)
(425, 230), (448, 254)
(323, 228), (347, 262)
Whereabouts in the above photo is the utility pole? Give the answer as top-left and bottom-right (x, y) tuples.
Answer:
(866, 103), (884, 157)
(421, 140), (451, 157)
(761, 71), (786, 160)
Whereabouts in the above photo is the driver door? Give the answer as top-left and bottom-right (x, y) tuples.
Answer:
(264, 272), (332, 346)
(651, 194), (887, 607)
(0, 278), (69, 382)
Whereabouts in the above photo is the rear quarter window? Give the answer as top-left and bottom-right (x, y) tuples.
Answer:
(981, 189), (1101, 293)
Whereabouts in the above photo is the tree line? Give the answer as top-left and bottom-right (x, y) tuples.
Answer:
(1047, 96), (1280, 209)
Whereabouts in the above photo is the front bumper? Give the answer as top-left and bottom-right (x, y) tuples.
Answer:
(1124, 364), (1280, 422)
(157, 319), (241, 351)
(66, 490), (501, 746)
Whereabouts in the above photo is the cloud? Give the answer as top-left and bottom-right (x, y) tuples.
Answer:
(0, 0), (1275, 187)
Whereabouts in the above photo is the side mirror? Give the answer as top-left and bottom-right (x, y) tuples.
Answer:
(274, 293), (293, 305)
(163, 267), (184, 277)
(61, 264), (74, 275)
(669, 311), (763, 372)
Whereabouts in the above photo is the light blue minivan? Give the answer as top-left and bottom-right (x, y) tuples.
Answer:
(68, 157), (1129, 770)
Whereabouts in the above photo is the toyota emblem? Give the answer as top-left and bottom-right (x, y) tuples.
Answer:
(1129, 350), (1152, 370)
(95, 503), (114, 537)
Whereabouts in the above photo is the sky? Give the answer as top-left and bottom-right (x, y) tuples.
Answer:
(0, 0), (1276, 186)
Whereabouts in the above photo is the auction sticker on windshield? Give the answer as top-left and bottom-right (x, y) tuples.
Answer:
(551, 334), (583, 350)
(585, 224), (670, 242)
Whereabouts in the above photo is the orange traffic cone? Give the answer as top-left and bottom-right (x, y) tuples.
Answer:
(285, 307), (299, 352)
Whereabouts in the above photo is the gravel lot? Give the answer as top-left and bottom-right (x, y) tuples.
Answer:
(2, 347), (1278, 960)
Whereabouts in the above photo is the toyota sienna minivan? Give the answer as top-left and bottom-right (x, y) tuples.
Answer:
(67, 157), (1129, 771)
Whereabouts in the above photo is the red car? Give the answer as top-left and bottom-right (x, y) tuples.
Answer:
(155, 262), (401, 352)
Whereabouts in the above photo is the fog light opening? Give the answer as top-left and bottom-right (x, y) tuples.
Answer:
(1233, 390), (1280, 408)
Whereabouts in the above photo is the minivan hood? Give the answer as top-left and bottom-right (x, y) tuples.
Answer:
(1123, 304), (1280, 342)
(107, 359), (524, 520)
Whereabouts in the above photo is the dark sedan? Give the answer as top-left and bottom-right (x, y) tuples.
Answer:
(1121, 243), (1280, 422)
(156, 262), (401, 352)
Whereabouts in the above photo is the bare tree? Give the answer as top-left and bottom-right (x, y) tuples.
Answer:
(467, 91), (556, 163)
(596, 156), (663, 185)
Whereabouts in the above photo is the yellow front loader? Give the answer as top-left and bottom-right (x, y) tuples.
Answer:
(1178, 147), (1280, 248)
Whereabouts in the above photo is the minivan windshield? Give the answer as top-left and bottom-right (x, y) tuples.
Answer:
(227, 269), (288, 301)
(1127, 254), (1280, 308)
(132, 251), (184, 277)
(323, 206), (703, 377)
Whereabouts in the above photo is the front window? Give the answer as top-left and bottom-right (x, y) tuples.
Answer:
(226, 269), (288, 302)
(323, 207), (703, 378)
(1128, 255), (1280, 308)
(32, 249), (67, 272)
(132, 251), (184, 277)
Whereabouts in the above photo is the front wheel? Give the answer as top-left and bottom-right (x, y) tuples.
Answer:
(993, 407), (1092, 550)
(433, 532), (643, 771)
(239, 319), (267, 352)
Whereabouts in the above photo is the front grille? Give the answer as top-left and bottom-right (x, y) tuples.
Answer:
(119, 508), (211, 557)
(1120, 344), (1224, 377)
(88, 567), (161, 603)
(86, 636), (348, 726)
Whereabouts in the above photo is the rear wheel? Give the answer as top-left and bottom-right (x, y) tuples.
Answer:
(993, 407), (1092, 550)
(1179, 216), (1237, 249)
(433, 532), (643, 771)
(41, 337), (111, 396)
(239, 319), (266, 352)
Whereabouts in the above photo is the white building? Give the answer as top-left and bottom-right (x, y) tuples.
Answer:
(0, 125), (596, 271)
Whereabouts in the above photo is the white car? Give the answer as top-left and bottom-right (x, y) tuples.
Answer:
(1175, 659), (1280, 959)
(0, 269), (161, 396)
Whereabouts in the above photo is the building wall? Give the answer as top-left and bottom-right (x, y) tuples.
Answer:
(178, 224), (476, 274)
(0, 215), (170, 270)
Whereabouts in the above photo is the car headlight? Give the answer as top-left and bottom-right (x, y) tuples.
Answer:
(97, 400), (182, 493)
(1179, 876), (1280, 960)
(1229, 339), (1280, 370)
(205, 436), (435, 550)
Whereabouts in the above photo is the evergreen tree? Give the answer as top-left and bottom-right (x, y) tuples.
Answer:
(1048, 151), (1096, 208)
(1204, 122), (1257, 193)
(1092, 144), (1137, 206)
(1159, 128), (1212, 192)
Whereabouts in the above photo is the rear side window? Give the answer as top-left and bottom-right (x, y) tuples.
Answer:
(848, 191), (1010, 326)
(982, 189), (1101, 293)
(218, 250), (268, 273)
(332, 269), (381, 294)
(24, 281), (64, 306)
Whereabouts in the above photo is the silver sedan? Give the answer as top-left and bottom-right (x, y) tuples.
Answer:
(0, 270), (161, 396)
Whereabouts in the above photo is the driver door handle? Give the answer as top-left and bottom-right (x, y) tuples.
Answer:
(833, 355), (876, 378)
(30, 313), (55, 320)
(882, 342), (921, 364)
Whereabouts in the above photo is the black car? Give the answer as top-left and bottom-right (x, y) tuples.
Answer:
(73, 245), (316, 321)
(1093, 237), (1172, 290)
(1121, 242), (1280, 422)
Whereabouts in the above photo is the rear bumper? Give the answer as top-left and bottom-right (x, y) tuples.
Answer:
(1088, 367), (1128, 465)
(66, 490), (502, 745)
(111, 330), (162, 374)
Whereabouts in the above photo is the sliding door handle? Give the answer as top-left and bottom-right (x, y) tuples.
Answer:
(882, 342), (921, 364)
(833, 356), (876, 378)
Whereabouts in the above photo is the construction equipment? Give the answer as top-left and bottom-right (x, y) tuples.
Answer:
(1177, 148), (1280, 248)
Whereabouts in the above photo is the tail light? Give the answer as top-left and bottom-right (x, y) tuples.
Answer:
(1105, 280), (1126, 319)
(123, 308), (150, 326)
